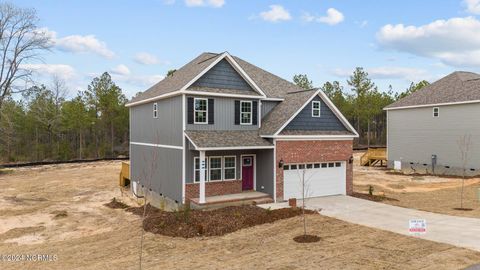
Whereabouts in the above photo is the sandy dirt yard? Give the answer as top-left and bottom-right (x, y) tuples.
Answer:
(353, 151), (480, 218)
(1, 161), (480, 269)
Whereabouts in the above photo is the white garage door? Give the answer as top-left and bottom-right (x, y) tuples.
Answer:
(283, 161), (346, 199)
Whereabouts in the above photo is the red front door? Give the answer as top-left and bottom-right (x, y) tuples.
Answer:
(242, 156), (254, 190)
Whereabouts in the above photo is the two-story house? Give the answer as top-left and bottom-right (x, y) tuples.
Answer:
(126, 52), (358, 207)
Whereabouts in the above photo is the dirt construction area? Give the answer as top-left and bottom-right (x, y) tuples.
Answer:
(353, 152), (480, 218)
(1, 161), (480, 269)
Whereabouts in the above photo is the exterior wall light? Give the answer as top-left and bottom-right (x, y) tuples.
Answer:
(279, 159), (284, 168)
(349, 156), (353, 164)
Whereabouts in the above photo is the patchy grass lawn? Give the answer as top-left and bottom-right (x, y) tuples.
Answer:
(1, 161), (480, 269)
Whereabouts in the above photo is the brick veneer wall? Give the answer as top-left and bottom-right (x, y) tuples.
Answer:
(185, 180), (242, 201)
(275, 140), (354, 201)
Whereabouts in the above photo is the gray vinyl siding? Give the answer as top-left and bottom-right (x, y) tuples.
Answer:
(261, 100), (280, 119)
(387, 103), (480, 169)
(284, 96), (347, 131)
(130, 95), (183, 146)
(130, 144), (183, 202)
(185, 147), (274, 197)
(186, 95), (259, 131)
(191, 59), (254, 91)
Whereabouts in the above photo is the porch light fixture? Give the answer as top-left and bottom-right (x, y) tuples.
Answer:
(279, 159), (284, 168)
(349, 156), (353, 164)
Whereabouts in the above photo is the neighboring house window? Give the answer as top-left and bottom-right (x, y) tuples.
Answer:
(153, 103), (158, 118)
(240, 100), (252, 125)
(194, 98), (208, 124)
(433, 107), (439, 117)
(312, 101), (321, 117)
(224, 156), (236, 180)
(209, 157), (222, 181)
(194, 157), (208, 183)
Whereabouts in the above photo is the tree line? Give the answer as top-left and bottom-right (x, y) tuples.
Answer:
(293, 69), (429, 147)
(0, 73), (129, 162)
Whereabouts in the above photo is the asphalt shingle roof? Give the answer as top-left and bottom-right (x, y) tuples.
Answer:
(259, 89), (318, 136)
(185, 130), (273, 149)
(127, 52), (303, 105)
(386, 71), (480, 109)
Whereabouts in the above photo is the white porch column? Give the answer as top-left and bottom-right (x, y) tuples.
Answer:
(199, 150), (206, 204)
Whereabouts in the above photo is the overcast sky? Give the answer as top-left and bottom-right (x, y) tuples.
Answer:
(13, 0), (480, 98)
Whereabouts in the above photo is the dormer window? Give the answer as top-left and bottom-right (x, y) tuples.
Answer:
(433, 107), (439, 117)
(153, 103), (158, 118)
(312, 101), (321, 117)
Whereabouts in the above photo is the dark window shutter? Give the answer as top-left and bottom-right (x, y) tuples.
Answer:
(187, 97), (194, 124)
(252, 101), (258, 125)
(208, 99), (214, 124)
(234, 100), (240, 125)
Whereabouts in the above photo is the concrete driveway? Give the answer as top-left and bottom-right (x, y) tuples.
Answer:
(262, 195), (480, 252)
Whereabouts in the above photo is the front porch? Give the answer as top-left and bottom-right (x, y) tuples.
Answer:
(189, 191), (273, 208)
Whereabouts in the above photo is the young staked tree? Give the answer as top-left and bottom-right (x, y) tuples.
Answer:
(296, 167), (314, 237)
(457, 134), (473, 210)
(293, 74), (313, 90)
(0, 3), (51, 116)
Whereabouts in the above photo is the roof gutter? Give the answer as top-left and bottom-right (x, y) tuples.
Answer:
(384, 99), (480, 111)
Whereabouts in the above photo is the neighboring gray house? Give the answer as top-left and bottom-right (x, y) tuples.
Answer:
(385, 71), (480, 176)
(127, 52), (358, 206)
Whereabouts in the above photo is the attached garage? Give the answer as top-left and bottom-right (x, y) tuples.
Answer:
(283, 161), (346, 199)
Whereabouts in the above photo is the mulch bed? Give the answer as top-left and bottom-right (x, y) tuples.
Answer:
(126, 204), (317, 238)
(293, 234), (320, 243)
(453, 207), (474, 211)
(351, 192), (399, 202)
(104, 198), (129, 209)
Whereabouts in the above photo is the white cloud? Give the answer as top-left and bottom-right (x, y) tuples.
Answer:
(260, 5), (291, 22)
(377, 17), (480, 67)
(185, 0), (224, 8)
(110, 64), (131, 76)
(125, 74), (165, 86)
(464, 0), (480, 14)
(22, 63), (76, 80)
(40, 28), (115, 59)
(302, 8), (344, 25)
(134, 52), (159, 65)
(331, 67), (429, 82)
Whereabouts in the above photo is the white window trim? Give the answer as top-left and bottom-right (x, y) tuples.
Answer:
(194, 157), (208, 183)
(433, 107), (439, 117)
(194, 98), (208, 124)
(223, 156), (236, 180)
(208, 156), (223, 181)
(153, 102), (158, 118)
(312, 101), (321, 117)
(240, 100), (253, 125)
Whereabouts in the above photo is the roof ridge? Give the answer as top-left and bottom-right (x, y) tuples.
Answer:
(287, 88), (317, 94)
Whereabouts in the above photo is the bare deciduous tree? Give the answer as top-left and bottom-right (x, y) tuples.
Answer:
(457, 134), (472, 210)
(0, 2), (51, 115)
(296, 167), (314, 237)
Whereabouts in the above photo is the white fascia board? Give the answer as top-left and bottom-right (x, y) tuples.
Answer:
(223, 54), (267, 98)
(273, 89), (322, 136)
(271, 135), (356, 141)
(195, 145), (275, 151)
(125, 91), (182, 107)
(384, 100), (480, 111)
(130, 142), (183, 150)
(318, 90), (359, 137)
(182, 91), (263, 99)
(184, 133), (199, 150)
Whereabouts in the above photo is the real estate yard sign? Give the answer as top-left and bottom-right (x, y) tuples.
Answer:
(409, 219), (427, 235)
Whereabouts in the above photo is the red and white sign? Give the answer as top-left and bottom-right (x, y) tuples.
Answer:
(409, 219), (427, 234)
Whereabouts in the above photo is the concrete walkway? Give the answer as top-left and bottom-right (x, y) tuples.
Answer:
(260, 195), (480, 252)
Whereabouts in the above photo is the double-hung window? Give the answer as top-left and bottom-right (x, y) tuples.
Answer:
(433, 107), (439, 117)
(240, 101), (252, 125)
(194, 98), (208, 124)
(153, 103), (158, 118)
(312, 101), (321, 117)
(194, 157), (208, 183)
(209, 157), (222, 181)
(223, 156), (236, 180)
